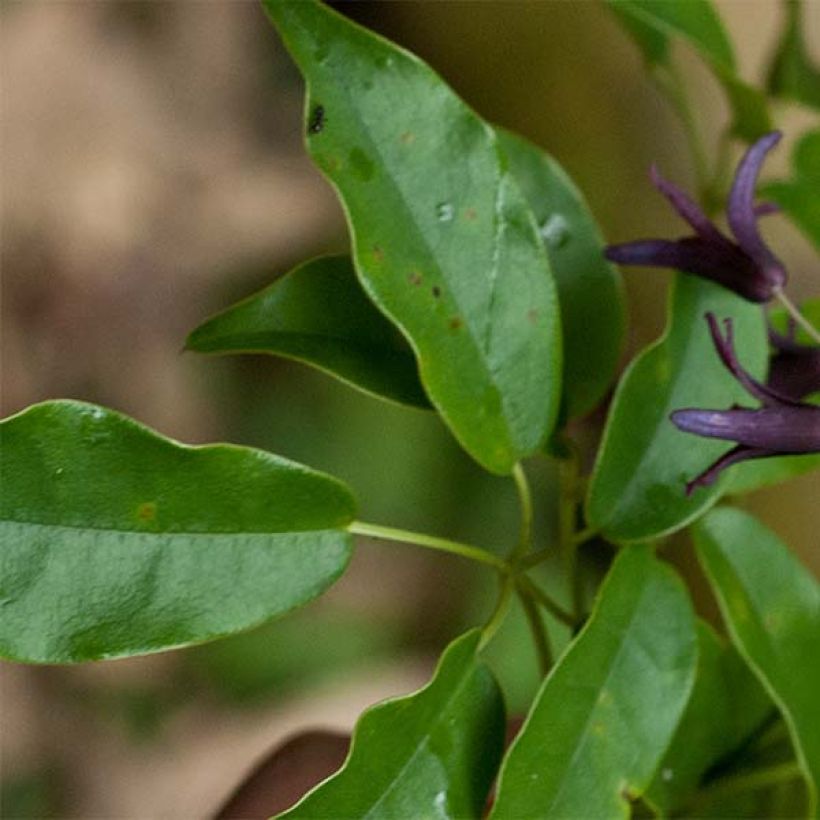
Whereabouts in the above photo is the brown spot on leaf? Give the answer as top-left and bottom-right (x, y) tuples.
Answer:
(409, 271), (423, 286)
(400, 131), (416, 144)
(464, 207), (477, 221)
(449, 316), (463, 330)
(527, 308), (539, 324)
(137, 502), (157, 522)
(432, 286), (441, 298)
(372, 245), (384, 262)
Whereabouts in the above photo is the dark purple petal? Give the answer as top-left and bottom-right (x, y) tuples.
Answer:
(768, 318), (800, 352)
(650, 165), (727, 243)
(672, 406), (820, 452)
(704, 313), (799, 406)
(767, 324), (820, 400)
(768, 349), (820, 400)
(605, 239), (773, 302)
(683, 444), (773, 495)
(727, 132), (787, 290)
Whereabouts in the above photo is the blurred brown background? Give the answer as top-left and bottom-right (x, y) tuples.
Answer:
(2, 2), (818, 817)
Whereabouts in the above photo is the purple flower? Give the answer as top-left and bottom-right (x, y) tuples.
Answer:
(767, 319), (820, 401)
(605, 132), (787, 303)
(671, 313), (820, 495)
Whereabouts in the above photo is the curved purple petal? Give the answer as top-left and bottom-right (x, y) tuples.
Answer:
(649, 165), (726, 243)
(704, 313), (798, 406)
(683, 444), (772, 495)
(727, 132), (787, 289)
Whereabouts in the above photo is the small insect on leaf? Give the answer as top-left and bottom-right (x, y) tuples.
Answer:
(308, 104), (325, 135)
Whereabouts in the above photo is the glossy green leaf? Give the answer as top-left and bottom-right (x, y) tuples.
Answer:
(609, 0), (771, 141)
(263, 0), (562, 475)
(491, 546), (696, 818)
(278, 630), (505, 819)
(497, 129), (626, 420)
(767, 0), (820, 111)
(187, 255), (429, 408)
(587, 276), (767, 542)
(0, 400), (355, 663)
(695, 507), (820, 815)
(645, 621), (772, 814)
(765, 130), (820, 251)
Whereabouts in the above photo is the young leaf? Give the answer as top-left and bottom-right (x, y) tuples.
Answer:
(695, 507), (820, 814)
(764, 130), (820, 251)
(496, 129), (626, 420)
(644, 621), (772, 814)
(278, 630), (505, 819)
(609, 0), (771, 141)
(491, 546), (697, 818)
(767, 0), (820, 111)
(186, 255), (429, 408)
(263, 0), (562, 475)
(0, 400), (356, 663)
(587, 276), (767, 542)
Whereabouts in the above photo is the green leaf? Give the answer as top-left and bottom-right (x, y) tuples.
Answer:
(695, 507), (820, 815)
(263, 0), (562, 475)
(491, 546), (697, 818)
(765, 130), (820, 251)
(609, 0), (771, 141)
(645, 621), (772, 814)
(278, 630), (505, 819)
(767, 0), (820, 111)
(0, 400), (356, 663)
(496, 129), (626, 420)
(187, 255), (429, 409)
(587, 276), (767, 542)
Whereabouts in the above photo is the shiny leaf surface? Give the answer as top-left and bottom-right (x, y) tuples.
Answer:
(0, 401), (355, 663)
(278, 630), (505, 819)
(491, 546), (697, 818)
(187, 255), (429, 408)
(263, 0), (562, 474)
(695, 507), (820, 815)
(497, 129), (626, 420)
(587, 276), (767, 542)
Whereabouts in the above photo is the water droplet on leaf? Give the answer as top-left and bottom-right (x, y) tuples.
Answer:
(436, 202), (454, 222)
(540, 213), (570, 248)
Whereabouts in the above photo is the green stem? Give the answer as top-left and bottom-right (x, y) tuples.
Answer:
(690, 762), (803, 808)
(510, 462), (534, 562)
(774, 288), (820, 345)
(558, 448), (584, 622)
(348, 521), (510, 573)
(480, 575), (515, 649)
(517, 583), (553, 677)
(517, 575), (576, 628)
